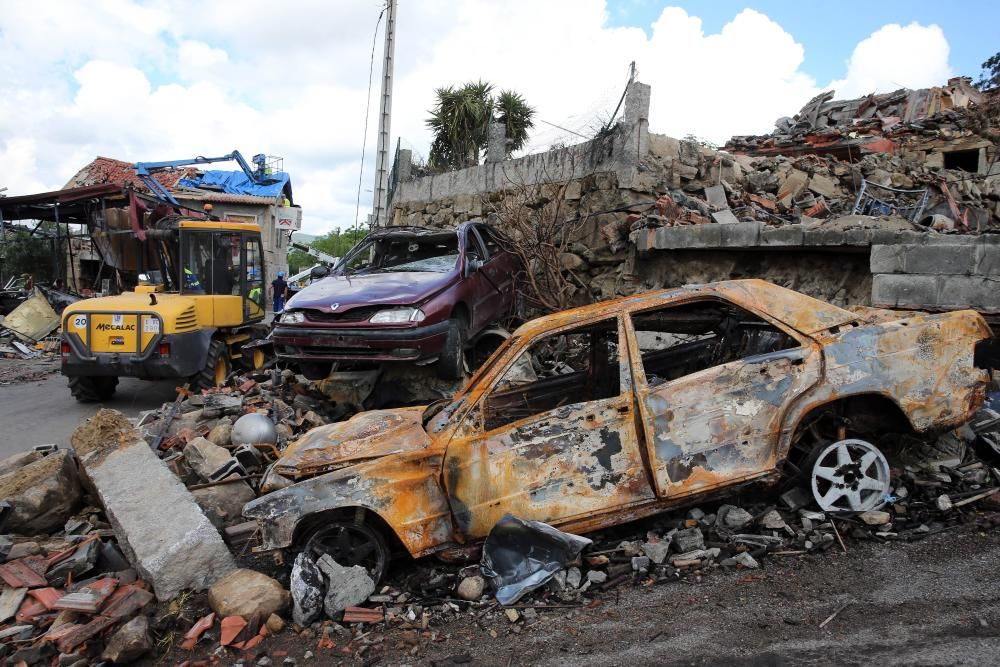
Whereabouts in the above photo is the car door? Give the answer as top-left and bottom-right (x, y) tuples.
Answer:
(442, 315), (655, 539)
(470, 225), (515, 327)
(624, 296), (821, 498)
(460, 228), (492, 331)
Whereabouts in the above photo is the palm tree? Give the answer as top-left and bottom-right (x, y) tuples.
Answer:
(493, 90), (534, 155)
(426, 81), (535, 171)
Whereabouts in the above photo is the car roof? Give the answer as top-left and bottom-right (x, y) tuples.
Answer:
(512, 279), (858, 338)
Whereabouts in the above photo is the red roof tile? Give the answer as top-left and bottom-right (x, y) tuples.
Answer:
(0, 556), (49, 588)
(64, 156), (198, 192)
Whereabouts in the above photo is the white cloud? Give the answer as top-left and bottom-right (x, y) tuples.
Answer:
(828, 22), (953, 98)
(0, 2), (955, 235)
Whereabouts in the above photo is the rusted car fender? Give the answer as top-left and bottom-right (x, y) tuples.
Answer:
(775, 310), (991, 458)
(243, 450), (455, 558)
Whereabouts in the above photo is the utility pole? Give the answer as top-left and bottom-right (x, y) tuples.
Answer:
(371, 0), (396, 228)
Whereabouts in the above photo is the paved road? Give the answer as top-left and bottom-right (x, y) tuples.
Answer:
(0, 361), (178, 459)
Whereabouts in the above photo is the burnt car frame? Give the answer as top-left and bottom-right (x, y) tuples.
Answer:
(273, 222), (517, 379)
(246, 279), (992, 580)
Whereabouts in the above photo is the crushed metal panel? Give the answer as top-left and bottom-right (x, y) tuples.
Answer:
(246, 449), (454, 557)
(808, 310), (990, 433)
(716, 280), (858, 334)
(273, 407), (430, 479)
(1, 288), (59, 342)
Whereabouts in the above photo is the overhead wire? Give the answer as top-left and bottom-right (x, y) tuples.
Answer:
(353, 3), (387, 237)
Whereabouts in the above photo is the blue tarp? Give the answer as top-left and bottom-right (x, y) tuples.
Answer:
(178, 170), (291, 201)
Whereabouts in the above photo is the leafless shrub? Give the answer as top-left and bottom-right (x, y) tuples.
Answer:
(483, 179), (589, 317)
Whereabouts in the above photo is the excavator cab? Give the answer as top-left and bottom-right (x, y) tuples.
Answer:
(174, 222), (266, 324)
(61, 219), (269, 401)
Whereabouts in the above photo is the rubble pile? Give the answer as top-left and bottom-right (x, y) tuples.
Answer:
(623, 146), (1000, 245)
(727, 79), (985, 154)
(131, 368), (347, 528)
(0, 502), (156, 664)
(611, 79), (999, 247)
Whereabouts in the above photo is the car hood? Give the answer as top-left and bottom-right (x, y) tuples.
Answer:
(269, 406), (431, 481)
(287, 271), (456, 312)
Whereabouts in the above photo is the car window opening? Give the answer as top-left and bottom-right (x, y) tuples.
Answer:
(483, 320), (620, 432)
(631, 300), (798, 387)
(341, 233), (460, 275)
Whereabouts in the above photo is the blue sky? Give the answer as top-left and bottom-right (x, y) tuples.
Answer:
(608, 0), (996, 86)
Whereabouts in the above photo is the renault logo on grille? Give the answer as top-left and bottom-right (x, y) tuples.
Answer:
(330, 303), (340, 311)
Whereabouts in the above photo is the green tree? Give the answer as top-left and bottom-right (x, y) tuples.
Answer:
(977, 50), (1000, 90)
(0, 225), (56, 285)
(288, 228), (368, 274)
(426, 81), (535, 171)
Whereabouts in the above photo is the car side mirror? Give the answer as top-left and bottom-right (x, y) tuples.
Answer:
(464, 257), (483, 278)
(310, 265), (330, 280)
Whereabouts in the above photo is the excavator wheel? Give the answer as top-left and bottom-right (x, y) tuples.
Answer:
(68, 376), (119, 403)
(192, 339), (231, 391)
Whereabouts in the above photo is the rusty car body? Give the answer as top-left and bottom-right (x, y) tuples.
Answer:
(244, 279), (993, 576)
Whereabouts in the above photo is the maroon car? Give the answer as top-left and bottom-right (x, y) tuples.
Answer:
(273, 222), (518, 379)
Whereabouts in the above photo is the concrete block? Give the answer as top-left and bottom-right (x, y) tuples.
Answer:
(870, 245), (903, 274)
(871, 274), (939, 309)
(76, 410), (236, 600)
(901, 244), (975, 276)
(937, 276), (1000, 312)
(720, 222), (762, 247)
(869, 229), (902, 245)
(683, 224), (722, 248)
(653, 226), (687, 250)
(711, 209), (740, 225)
(704, 185), (728, 209)
(761, 225), (803, 246)
(975, 246), (1000, 277)
(842, 228), (873, 246)
(818, 228), (847, 245)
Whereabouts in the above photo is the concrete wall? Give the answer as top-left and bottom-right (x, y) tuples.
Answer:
(388, 82), (651, 228)
(871, 235), (1000, 313)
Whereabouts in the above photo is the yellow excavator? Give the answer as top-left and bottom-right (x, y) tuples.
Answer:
(60, 152), (274, 401)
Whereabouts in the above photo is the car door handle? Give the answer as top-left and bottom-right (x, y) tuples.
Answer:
(617, 405), (630, 415)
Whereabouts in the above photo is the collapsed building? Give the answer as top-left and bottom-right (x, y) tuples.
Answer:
(386, 78), (1000, 321)
(0, 156), (301, 296)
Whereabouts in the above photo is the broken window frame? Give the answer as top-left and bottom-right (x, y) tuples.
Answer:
(625, 297), (800, 389)
(458, 314), (630, 436)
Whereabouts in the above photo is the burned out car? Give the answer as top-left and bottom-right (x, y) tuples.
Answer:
(245, 279), (993, 580)
(273, 222), (517, 379)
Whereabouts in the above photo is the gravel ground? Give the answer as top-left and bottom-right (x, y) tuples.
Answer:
(401, 523), (1000, 666)
(162, 517), (1000, 666)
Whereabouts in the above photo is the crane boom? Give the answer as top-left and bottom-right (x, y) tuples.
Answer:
(133, 150), (276, 207)
(290, 241), (339, 266)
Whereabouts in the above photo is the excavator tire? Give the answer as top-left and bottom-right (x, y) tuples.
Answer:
(68, 376), (118, 403)
(192, 339), (231, 392)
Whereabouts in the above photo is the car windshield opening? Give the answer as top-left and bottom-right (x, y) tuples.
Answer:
(342, 233), (459, 275)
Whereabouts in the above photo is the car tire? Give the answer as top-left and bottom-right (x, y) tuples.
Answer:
(438, 314), (467, 380)
(302, 520), (390, 584)
(68, 376), (118, 402)
(193, 340), (230, 391)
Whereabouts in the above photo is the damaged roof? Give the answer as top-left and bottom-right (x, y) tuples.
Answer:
(64, 156), (293, 206)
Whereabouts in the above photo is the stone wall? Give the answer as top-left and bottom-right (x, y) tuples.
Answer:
(388, 82), (651, 229)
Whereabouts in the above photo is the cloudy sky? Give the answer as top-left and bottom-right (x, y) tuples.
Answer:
(0, 0), (995, 234)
